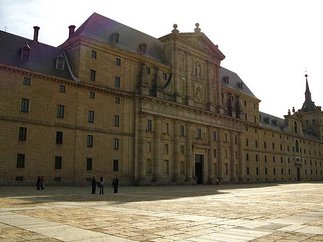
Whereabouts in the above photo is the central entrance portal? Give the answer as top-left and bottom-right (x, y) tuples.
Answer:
(195, 154), (204, 184)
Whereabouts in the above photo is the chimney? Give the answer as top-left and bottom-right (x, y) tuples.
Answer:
(68, 25), (76, 39)
(33, 26), (40, 42)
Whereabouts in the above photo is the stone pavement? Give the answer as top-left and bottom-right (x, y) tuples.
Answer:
(0, 183), (322, 242)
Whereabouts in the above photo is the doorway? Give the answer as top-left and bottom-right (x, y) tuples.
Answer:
(195, 154), (204, 184)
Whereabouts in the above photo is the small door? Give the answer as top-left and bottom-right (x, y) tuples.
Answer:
(195, 154), (204, 184)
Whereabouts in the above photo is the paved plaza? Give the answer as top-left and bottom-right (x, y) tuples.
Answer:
(0, 182), (322, 242)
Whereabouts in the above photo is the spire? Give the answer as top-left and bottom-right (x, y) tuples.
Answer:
(301, 73), (317, 112)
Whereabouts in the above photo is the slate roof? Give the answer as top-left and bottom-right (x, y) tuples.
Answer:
(259, 111), (285, 130)
(0, 30), (73, 80)
(219, 67), (257, 98)
(68, 12), (166, 63)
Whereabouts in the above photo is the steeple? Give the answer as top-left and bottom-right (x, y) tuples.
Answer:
(301, 74), (317, 112)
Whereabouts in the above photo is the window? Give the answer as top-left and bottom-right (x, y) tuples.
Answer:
(16, 154), (25, 168)
(163, 73), (167, 80)
(235, 135), (238, 145)
(90, 70), (96, 81)
(147, 142), (151, 152)
(55, 156), (62, 169)
(21, 98), (29, 112)
(197, 128), (202, 139)
(246, 138), (249, 146)
(113, 160), (119, 171)
(113, 138), (119, 150)
(146, 67), (150, 74)
(115, 76), (120, 88)
(255, 140), (258, 148)
(246, 167), (249, 175)
(224, 133), (228, 143)
(114, 115), (120, 127)
(16, 176), (23, 181)
(246, 153), (249, 161)
(272, 143), (275, 150)
(91, 50), (97, 59)
(116, 57), (121, 66)
(115, 97), (120, 104)
(23, 77), (31, 85)
(21, 45), (30, 60)
(18, 127), (27, 141)
(180, 125), (185, 136)
(56, 55), (65, 70)
(56, 131), (63, 144)
(164, 144), (169, 154)
(147, 119), (152, 131)
(88, 111), (95, 123)
(180, 146), (184, 155)
(112, 33), (120, 44)
(213, 149), (217, 158)
(89, 91), (95, 99)
(164, 160), (169, 174)
(86, 158), (92, 171)
(87, 135), (93, 148)
(264, 142), (267, 149)
(164, 123), (169, 134)
(57, 105), (65, 118)
(59, 84), (65, 93)
(256, 154), (258, 161)
(213, 131), (217, 141)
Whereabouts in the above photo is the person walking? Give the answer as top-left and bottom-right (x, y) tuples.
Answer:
(40, 176), (45, 190)
(36, 176), (41, 190)
(112, 176), (119, 193)
(99, 176), (104, 195)
(91, 176), (97, 194)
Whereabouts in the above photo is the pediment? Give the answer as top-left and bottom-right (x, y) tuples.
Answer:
(179, 33), (225, 61)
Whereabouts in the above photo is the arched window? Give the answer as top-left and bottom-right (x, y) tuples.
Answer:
(56, 54), (65, 70)
(294, 121), (298, 133)
(295, 140), (299, 153)
(20, 44), (31, 60)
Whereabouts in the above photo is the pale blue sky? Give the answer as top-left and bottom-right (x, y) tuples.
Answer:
(1, 0), (322, 118)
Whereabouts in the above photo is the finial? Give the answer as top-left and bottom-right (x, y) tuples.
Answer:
(288, 109), (291, 115)
(292, 107), (295, 113)
(172, 24), (179, 34)
(194, 23), (201, 33)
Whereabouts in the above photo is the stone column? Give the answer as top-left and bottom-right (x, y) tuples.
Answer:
(238, 133), (244, 182)
(208, 127), (215, 183)
(230, 132), (235, 181)
(186, 53), (193, 105)
(153, 117), (161, 182)
(207, 62), (214, 112)
(217, 129), (223, 179)
(216, 66), (223, 113)
(173, 121), (180, 181)
(186, 122), (193, 182)
(137, 114), (146, 182)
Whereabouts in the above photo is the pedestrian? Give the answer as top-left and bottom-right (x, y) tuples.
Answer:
(112, 176), (119, 193)
(216, 177), (220, 185)
(91, 176), (97, 194)
(99, 176), (104, 195)
(36, 176), (41, 190)
(40, 176), (45, 190)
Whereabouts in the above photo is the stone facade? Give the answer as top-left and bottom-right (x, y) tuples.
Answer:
(0, 13), (322, 185)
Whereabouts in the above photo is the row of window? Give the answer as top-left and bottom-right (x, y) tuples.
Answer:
(246, 167), (323, 176)
(16, 154), (119, 171)
(18, 128), (120, 149)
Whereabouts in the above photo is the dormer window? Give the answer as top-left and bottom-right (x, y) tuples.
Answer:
(237, 82), (243, 89)
(222, 76), (229, 84)
(56, 54), (65, 70)
(20, 43), (31, 61)
(193, 62), (201, 77)
(139, 43), (147, 54)
(112, 32), (120, 44)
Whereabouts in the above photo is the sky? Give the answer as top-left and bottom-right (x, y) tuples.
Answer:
(1, 0), (322, 118)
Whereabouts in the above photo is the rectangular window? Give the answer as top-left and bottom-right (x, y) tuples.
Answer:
(197, 128), (202, 139)
(55, 156), (62, 169)
(163, 73), (167, 80)
(213, 131), (217, 141)
(57, 105), (65, 118)
(21, 98), (29, 112)
(264, 142), (267, 149)
(164, 160), (169, 174)
(114, 115), (120, 127)
(87, 135), (93, 148)
(213, 149), (217, 158)
(16, 154), (25, 168)
(91, 50), (97, 59)
(59, 84), (65, 93)
(115, 76), (120, 88)
(147, 119), (152, 131)
(116, 57), (121, 66)
(146, 67), (150, 74)
(88, 111), (95, 123)
(113, 138), (119, 150)
(56, 131), (63, 144)
(224, 133), (228, 143)
(164, 123), (169, 134)
(164, 144), (169, 154)
(246, 138), (249, 146)
(23, 77), (31, 85)
(113, 159), (119, 171)
(89, 91), (95, 99)
(255, 140), (258, 148)
(180, 125), (185, 136)
(147, 142), (151, 152)
(90, 70), (96, 81)
(235, 135), (238, 145)
(86, 158), (92, 171)
(180, 146), (184, 155)
(115, 97), (120, 104)
(18, 127), (27, 141)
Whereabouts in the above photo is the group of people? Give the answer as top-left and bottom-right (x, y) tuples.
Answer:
(91, 176), (119, 194)
(36, 176), (45, 190)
